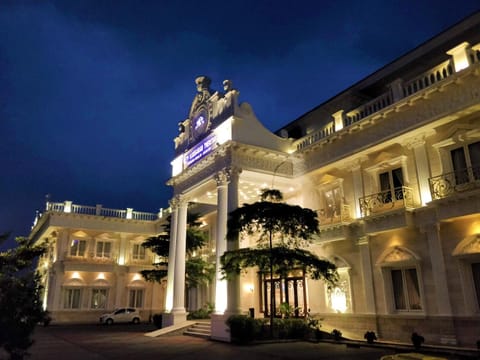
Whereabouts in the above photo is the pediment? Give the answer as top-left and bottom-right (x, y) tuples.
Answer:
(453, 234), (480, 256)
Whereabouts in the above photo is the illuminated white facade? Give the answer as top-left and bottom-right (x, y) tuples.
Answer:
(165, 13), (480, 348)
(30, 202), (166, 323)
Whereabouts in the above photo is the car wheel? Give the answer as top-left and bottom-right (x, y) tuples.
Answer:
(106, 318), (113, 325)
(132, 317), (140, 324)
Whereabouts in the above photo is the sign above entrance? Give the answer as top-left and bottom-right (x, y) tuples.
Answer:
(184, 133), (217, 168)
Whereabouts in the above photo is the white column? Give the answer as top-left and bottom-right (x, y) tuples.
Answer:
(214, 170), (229, 314)
(357, 236), (376, 314)
(423, 223), (453, 315)
(172, 197), (188, 316)
(164, 198), (179, 312)
(350, 162), (364, 218)
(226, 168), (241, 315)
(406, 137), (432, 205)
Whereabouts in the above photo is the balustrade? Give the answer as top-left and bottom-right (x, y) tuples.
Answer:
(293, 43), (479, 152)
(402, 59), (453, 97)
(45, 201), (159, 221)
(317, 204), (351, 225)
(429, 166), (480, 200)
(359, 186), (414, 217)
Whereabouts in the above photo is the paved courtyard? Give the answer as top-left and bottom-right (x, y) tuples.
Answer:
(24, 324), (475, 360)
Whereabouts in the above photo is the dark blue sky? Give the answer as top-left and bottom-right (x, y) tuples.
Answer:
(1, 0), (479, 249)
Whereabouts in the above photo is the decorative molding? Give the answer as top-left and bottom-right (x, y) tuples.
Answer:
(453, 234), (480, 256)
(215, 169), (231, 187)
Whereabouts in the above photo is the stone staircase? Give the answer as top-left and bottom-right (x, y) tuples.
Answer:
(183, 321), (211, 339)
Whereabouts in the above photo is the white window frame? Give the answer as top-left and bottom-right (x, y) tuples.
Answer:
(63, 288), (82, 309)
(95, 241), (112, 259)
(128, 288), (144, 308)
(90, 288), (108, 309)
(132, 244), (146, 260)
(69, 239), (87, 257)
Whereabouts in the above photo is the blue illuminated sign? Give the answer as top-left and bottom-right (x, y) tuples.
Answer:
(185, 134), (217, 167)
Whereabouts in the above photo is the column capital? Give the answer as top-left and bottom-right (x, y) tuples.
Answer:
(215, 169), (230, 187)
(170, 194), (189, 208)
(341, 156), (367, 172)
(357, 235), (370, 245)
(215, 167), (242, 187)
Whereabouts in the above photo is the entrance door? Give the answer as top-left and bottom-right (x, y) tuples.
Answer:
(262, 274), (307, 317)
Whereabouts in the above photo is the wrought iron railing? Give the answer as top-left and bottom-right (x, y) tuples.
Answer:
(359, 186), (414, 217)
(429, 166), (480, 200)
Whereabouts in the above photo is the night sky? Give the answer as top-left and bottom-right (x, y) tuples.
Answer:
(1, 0), (479, 249)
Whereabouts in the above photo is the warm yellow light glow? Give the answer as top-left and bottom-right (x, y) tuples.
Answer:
(215, 279), (227, 314)
(243, 283), (254, 293)
(330, 287), (347, 313)
(214, 118), (232, 145)
(470, 221), (480, 235)
(72, 272), (80, 279)
(64, 200), (72, 213)
(171, 155), (184, 177)
(420, 187), (432, 205)
(118, 254), (125, 265)
(97, 273), (105, 280)
(447, 42), (470, 72)
(132, 273), (141, 281)
(332, 110), (344, 131)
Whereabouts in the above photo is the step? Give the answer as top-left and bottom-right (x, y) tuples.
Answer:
(184, 322), (211, 339)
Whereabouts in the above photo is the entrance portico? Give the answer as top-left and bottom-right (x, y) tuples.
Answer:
(162, 76), (296, 340)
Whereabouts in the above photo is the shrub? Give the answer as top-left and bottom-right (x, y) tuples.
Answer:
(331, 329), (342, 341)
(411, 332), (424, 349)
(364, 331), (377, 344)
(226, 315), (259, 344)
(187, 302), (214, 320)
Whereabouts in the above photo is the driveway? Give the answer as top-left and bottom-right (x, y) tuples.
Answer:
(27, 324), (471, 360)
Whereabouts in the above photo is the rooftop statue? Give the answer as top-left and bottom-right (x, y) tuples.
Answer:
(189, 76), (213, 119)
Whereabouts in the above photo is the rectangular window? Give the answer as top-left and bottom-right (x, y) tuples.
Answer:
(96, 241), (111, 258)
(451, 141), (480, 184)
(70, 240), (87, 257)
(129, 289), (144, 308)
(472, 263), (480, 308)
(379, 167), (404, 203)
(391, 268), (422, 311)
(64, 288), (81, 309)
(91, 289), (108, 309)
(132, 244), (146, 260)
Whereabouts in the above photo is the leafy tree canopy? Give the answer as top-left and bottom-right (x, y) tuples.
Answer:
(221, 246), (338, 287)
(226, 195), (319, 248)
(0, 233), (47, 360)
(141, 212), (214, 289)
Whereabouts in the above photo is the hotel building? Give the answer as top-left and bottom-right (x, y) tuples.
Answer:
(31, 12), (480, 347)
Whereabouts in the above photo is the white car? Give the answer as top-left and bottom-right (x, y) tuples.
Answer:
(99, 308), (141, 325)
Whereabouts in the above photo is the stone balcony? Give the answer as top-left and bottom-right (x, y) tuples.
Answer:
(359, 186), (415, 218)
(429, 166), (480, 200)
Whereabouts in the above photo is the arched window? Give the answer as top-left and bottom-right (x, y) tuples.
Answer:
(378, 246), (424, 313)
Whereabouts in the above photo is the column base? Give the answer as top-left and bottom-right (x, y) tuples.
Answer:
(210, 313), (231, 342)
(161, 311), (187, 328)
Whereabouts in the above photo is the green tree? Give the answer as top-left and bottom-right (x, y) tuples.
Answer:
(141, 212), (215, 290)
(221, 189), (338, 337)
(0, 233), (48, 360)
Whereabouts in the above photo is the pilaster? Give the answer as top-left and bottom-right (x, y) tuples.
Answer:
(405, 135), (432, 205)
(422, 223), (453, 316)
(357, 236), (376, 314)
